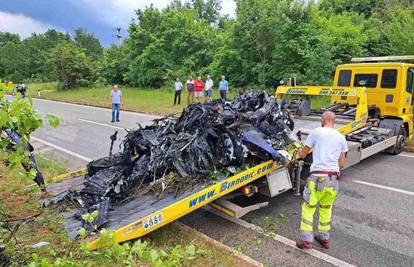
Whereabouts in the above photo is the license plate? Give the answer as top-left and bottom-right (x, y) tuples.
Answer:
(143, 213), (163, 230)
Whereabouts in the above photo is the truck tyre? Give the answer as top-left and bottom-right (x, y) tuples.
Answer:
(390, 127), (406, 155)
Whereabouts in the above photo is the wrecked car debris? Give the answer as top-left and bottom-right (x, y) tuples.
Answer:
(62, 92), (296, 233)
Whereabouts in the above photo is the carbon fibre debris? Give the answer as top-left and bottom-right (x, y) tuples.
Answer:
(62, 92), (295, 233)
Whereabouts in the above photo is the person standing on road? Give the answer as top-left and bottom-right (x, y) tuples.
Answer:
(194, 76), (204, 103)
(173, 77), (183, 105)
(205, 75), (213, 103)
(296, 111), (348, 250)
(109, 84), (124, 123)
(186, 76), (195, 105)
(219, 75), (228, 101)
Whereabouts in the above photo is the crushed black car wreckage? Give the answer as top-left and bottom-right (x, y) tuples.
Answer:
(54, 92), (296, 234)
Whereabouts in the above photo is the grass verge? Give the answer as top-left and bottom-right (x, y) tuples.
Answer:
(0, 155), (234, 266)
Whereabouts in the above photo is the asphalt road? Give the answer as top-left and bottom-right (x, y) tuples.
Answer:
(27, 98), (414, 266)
(240, 152), (414, 266)
(26, 98), (159, 168)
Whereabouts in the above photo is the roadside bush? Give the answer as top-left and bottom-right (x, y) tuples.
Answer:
(94, 77), (108, 88)
(52, 41), (94, 90)
(28, 227), (204, 267)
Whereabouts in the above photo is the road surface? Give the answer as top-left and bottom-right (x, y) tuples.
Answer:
(28, 98), (414, 266)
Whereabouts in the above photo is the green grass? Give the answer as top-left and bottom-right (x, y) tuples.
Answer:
(0, 153), (69, 193)
(27, 82), (239, 116)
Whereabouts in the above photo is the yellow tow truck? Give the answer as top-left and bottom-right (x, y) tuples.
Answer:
(278, 55), (413, 154)
(49, 56), (413, 249)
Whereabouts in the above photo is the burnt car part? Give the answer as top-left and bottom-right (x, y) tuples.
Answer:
(63, 92), (296, 233)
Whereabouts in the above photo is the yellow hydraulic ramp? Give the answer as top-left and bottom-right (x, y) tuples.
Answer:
(276, 86), (369, 135)
(82, 160), (281, 250)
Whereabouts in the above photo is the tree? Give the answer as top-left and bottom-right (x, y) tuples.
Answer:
(189, 0), (222, 23)
(0, 42), (26, 81)
(20, 30), (70, 82)
(74, 28), (103, 60)
(319, 0), (386, 17)
(96, 45), (127, 85)
(383, 7), (414, 55)
(52, 41), (94, 89)
(0, 30), (70, 82)
(0, 32), (20, 46)
(208, 19), (246, 84)
(125, 5), (220, 87)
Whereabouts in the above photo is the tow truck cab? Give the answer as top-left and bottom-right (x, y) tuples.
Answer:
(331, 56), (414, 141)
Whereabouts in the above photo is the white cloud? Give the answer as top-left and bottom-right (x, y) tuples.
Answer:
(75, 0), (170, 27)
(221, 0), (236, 18)
(0, 11), (60, 39)
(76, 0), (236, 28)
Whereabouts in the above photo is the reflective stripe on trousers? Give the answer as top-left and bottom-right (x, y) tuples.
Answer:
(300, 175), (338, 242)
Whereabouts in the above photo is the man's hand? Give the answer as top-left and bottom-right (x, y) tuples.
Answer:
(299, 146), (311, 159)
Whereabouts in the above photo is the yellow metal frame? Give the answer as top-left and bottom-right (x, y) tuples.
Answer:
(276, 86), (368, 135)
(51, 168), (87, 183)
(333, 62), (414, 141)
(90, 160), (280, 250)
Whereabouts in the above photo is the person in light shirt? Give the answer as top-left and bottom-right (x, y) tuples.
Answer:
(218, 75), (228, 101)
(109, 84), (124, 123)
(204, 75), (213, 103)
(296, 111), (348, 250)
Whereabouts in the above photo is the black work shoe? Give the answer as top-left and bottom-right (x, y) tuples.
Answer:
(110, 120), (115, 123)
(116, 120), (120, 122)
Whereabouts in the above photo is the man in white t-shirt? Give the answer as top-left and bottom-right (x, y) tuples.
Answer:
(296, 111), (348, 250)
(174, 77), (183, 105)
(204, 75), (213, 103)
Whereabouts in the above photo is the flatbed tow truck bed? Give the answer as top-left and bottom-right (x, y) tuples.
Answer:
(48, 160), (280, 249)
(48, 86), (405, 249)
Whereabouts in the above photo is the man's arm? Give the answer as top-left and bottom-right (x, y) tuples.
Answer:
(109, 95), (112, 105)
(339, 136), (348, 171)
(300, 132), (315, 159)
(339, 152), (346, 170)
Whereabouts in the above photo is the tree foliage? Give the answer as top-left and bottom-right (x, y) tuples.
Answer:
(52, 41), (94, 90)
(96, 45), (127, 85)
(0, 30), (69, 82)
(124, 4), (220, 87)
(74, 28), (103, 60)
(383, 7), (414, 55)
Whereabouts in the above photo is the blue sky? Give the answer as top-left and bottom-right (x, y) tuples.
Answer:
(0, 0), (236, 47)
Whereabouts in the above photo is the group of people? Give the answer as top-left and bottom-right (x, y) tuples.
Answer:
(173, 75), (229, 105)
(107, 76), (229, 123)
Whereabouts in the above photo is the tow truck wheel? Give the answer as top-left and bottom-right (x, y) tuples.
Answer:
(390, 127), (407, 155)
